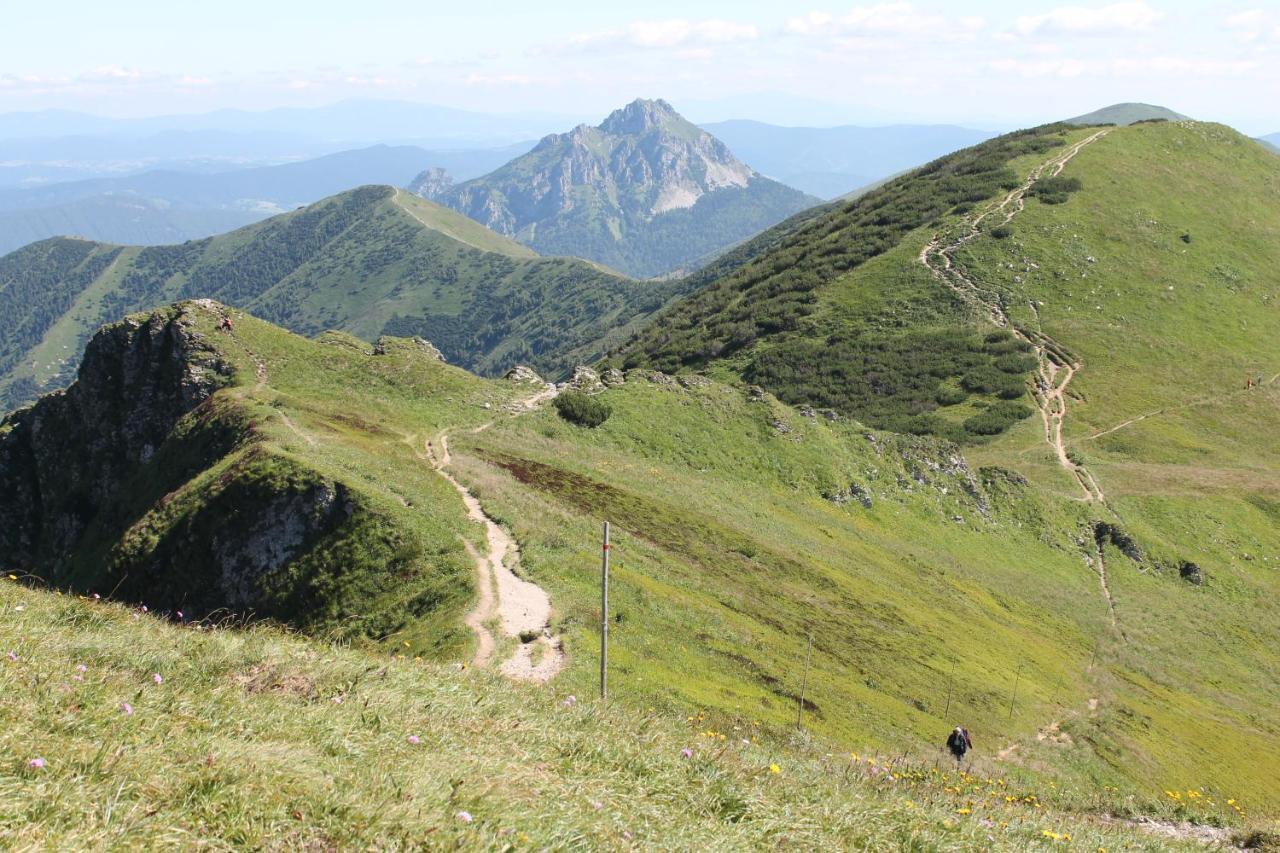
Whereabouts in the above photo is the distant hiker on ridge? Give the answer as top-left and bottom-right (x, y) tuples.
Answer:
(946, 726), (972, 765)
(220, 316), (234, 333)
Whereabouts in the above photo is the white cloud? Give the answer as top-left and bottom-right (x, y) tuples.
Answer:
(465, 72), (537, 87)
(561, 18), (758, 53)
(1015, 2), (1163, 36)
(785, 4), (983, 37)
(1223, 9), (1280, 43)
(82, 65), (145, 82)
(988, 55), (1261, 79)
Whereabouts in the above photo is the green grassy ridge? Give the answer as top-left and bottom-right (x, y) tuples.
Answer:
(920, 120), (1280, 803)
(3, 300), (1277, 830)
(447, 370), (1279, 813)
(0, 186), (679, 411)
(610, 124), (1099, 441)
(1065, 103), (1190, 126)
(1, 302), (523, 650)
(0, 576), (1235, 850)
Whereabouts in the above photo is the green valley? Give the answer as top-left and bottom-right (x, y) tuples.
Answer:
(0, 185), (680, 410)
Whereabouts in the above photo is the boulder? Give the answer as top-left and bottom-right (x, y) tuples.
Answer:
(569, 366), (605, 393)
(504, 365), (546, 385)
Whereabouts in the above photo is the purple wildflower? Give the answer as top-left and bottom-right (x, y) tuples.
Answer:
(28, 758), (45, 769)
(456, 811), (473, 824)
(407, 735), (421, 745)
(681, 747), (693, 759)
(151, 673), (163, 685)
(121, 702), (134, 715)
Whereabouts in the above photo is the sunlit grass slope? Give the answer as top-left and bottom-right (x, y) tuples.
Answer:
(0, 577), (1228, 850)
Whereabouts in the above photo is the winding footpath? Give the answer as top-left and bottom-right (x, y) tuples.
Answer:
(424, 387), (566, 683)
(920, 129), (1110, 504)
(216, 302), (564, 683)
(919, 135), (1135, 761)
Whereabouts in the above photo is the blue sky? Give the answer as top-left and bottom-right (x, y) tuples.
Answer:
(2, 1), (1277, 132)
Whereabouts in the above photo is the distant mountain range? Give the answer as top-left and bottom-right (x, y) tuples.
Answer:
(1260, 134), (1280, 152)
(699, 120), (994, 199)
(0, 185), (685, 410)
(1066, 103), (1189, 125)
(0, 99), (580, 146)
(0, 143), (532, 255)
(413, 99), (819, 278)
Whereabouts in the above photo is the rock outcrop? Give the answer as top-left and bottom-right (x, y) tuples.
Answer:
(0, 302), (233, 568)
(0, 302), (427, 638)
(408, 166), (454, 200)
(504, 364), (546, 385)
(413, 99), (815, 278)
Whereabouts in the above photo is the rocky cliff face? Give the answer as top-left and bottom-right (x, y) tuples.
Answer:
(0, 302), (427, 638)
(411, 99), (816, 278)
(0, 302), (233, 568)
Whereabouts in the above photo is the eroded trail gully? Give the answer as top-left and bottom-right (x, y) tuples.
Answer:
(424, 389), (565, 683)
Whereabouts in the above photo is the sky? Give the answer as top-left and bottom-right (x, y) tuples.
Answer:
(2, 1), (1277, 133)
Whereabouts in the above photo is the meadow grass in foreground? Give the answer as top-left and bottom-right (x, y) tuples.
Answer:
(0, 577), (1231, 850)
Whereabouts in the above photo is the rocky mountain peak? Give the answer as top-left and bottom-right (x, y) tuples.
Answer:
(416, 97), (815, 278)
(408, 166), (453, 200)
(599, 98), (681, 135)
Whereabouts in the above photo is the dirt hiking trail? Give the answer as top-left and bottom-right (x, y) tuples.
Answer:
(921, 129), (1110, 504)
(426, 386), (566, 683)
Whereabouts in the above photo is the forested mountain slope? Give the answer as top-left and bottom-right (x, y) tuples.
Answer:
(0, 185), (678, 409)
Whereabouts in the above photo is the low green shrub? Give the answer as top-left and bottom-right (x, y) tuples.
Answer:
(554, 391), (611, 428)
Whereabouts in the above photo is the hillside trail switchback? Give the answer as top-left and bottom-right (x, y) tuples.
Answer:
(424, 385), (566, 683)
(920, 129), (1110, 504)
(920, 133), (1137, 755)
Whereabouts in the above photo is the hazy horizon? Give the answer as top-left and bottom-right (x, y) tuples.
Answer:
(2, 1), (1276, 134)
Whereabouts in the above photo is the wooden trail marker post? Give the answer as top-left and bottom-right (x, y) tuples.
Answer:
(944, 659), (955, 720)
(600, 521), (610, 702)
(797, 633), (814, 729)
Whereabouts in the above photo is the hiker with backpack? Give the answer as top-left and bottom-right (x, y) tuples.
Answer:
(946, 726), (972, 765)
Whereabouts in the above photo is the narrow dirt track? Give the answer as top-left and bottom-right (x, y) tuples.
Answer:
(426, 387), (566, 683)
(920, 130), (1110, 502)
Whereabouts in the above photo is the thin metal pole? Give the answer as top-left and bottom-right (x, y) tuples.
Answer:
(797, 633), (813, 729)
(1009, 666), (1022, 720)
(600, 521), (610, 702)
(943, 659), (955, 720)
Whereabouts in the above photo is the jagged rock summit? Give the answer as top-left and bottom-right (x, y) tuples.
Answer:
(410, 98), (816, 278)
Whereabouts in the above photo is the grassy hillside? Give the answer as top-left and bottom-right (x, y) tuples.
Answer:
(602, 117), (1280, 801)
(3, 579), (1221, 850)
(1066, 104), (1190, 126)
(613, 123), (1095, 443)
(0, 185), (680, 410)
(4, 299), (1278, 834)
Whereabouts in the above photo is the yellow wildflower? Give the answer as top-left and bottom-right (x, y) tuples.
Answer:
(769, 763), (781, 774)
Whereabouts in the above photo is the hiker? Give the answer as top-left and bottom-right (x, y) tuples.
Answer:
(946, 726), (972, 764)
(220, 316), (234, 333)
